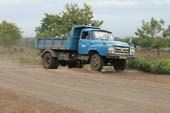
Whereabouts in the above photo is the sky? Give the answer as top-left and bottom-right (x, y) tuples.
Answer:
(0, 0), (170, 37)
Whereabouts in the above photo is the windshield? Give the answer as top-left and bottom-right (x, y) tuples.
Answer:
(91, 31), (114, 41)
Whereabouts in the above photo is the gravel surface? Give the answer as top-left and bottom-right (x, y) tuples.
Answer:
(0, 60), (170, 113)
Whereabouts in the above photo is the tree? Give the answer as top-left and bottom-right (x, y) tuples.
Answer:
(163, 25), (170, 38)
(135, 17), (164, 39)
(36, 3), (103, 38)
(135, 17), (166, 53)
(0, 21), (22, 48)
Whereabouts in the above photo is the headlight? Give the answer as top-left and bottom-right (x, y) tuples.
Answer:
(108, 46), (115, 54)
(129, 47), (135, 55)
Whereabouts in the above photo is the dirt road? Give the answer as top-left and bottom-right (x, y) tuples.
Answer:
(0, 60), (170, 113)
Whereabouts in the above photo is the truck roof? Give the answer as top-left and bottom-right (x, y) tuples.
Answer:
(73, 25), (112, 33)
(73, 25), (100, 30)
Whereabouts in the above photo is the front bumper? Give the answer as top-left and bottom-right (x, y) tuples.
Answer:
(106, 55), (135, 60)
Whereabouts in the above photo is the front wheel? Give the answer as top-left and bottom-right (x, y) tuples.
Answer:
(90, 53), (103, 71)
(43, 53), (59, 69)
(113, 59), (126, 72)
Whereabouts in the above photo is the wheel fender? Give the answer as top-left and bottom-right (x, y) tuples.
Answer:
(88, 48), (107, 57)
(41, 50), (58, 58)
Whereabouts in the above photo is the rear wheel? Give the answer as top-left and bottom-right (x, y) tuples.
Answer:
(90, 53), (103, 71)
(43, 53), (59, 69)
(113, 59), (126, 71)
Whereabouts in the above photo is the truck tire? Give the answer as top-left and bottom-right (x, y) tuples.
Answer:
(90, 53), (103, 71)
(43, 52), (59, 69)
(113, 59), (126, 71)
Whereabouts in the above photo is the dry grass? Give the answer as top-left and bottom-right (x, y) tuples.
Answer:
(0, 47), (41, 64)
(136, 50), (170, 61)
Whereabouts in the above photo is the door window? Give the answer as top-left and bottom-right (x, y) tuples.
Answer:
(82, 32), (89, 39)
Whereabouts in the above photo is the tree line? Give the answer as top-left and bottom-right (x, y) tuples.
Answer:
(0, 3), (170, 50)
(35, 3), (103, 37)
(119, 17), (170, 52)
(0, 21), (22, 48)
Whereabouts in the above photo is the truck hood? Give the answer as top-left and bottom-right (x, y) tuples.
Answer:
(104, 40), (129, 47)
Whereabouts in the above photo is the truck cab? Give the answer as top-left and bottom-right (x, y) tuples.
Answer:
(35, 25), (135, 71)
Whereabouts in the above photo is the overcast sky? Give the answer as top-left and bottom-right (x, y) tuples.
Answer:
(0, 0), (170, 37)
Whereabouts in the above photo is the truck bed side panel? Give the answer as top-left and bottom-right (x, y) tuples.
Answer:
(35, 38), (70, 50)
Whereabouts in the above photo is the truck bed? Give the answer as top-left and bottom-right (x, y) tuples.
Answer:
(35, 38), (69, 50)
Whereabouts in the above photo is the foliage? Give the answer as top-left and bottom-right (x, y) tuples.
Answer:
(156, 59), (170, 74)
(0, 21), (22, 48)
(135, 17), (164, 38)
(151, 38), (166, 51)
(127, 56), (170, 74)
(134, 17), (168, 52)
(36, 3), (103, 38)
(118, 18), (170, 51)
(163, 25), (170, 38)
(17, 38), (35, 48)
(138, 37), (152, 49)
(118, 37), (152, 49)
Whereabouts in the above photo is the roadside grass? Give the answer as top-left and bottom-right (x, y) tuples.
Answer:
(0, 47), (41, 64)
(127, 50), (170, 74)
(1, 47), (170, 74)
(136, 50), (170, 62)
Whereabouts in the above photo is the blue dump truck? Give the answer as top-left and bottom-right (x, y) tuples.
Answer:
(35, 25), (135, 71)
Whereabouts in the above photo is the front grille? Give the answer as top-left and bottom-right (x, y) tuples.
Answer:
(115, 46), (129, 55)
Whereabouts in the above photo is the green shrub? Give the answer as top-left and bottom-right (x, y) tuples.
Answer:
(127, 57), (152, 72)
(156, 59), (170, 74)
(127, 57), (170, 74)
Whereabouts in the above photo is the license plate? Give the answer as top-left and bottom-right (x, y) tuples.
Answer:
(119, 56), (127, 59)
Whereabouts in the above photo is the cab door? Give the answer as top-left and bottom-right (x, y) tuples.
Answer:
(78, 31), (91, 55)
